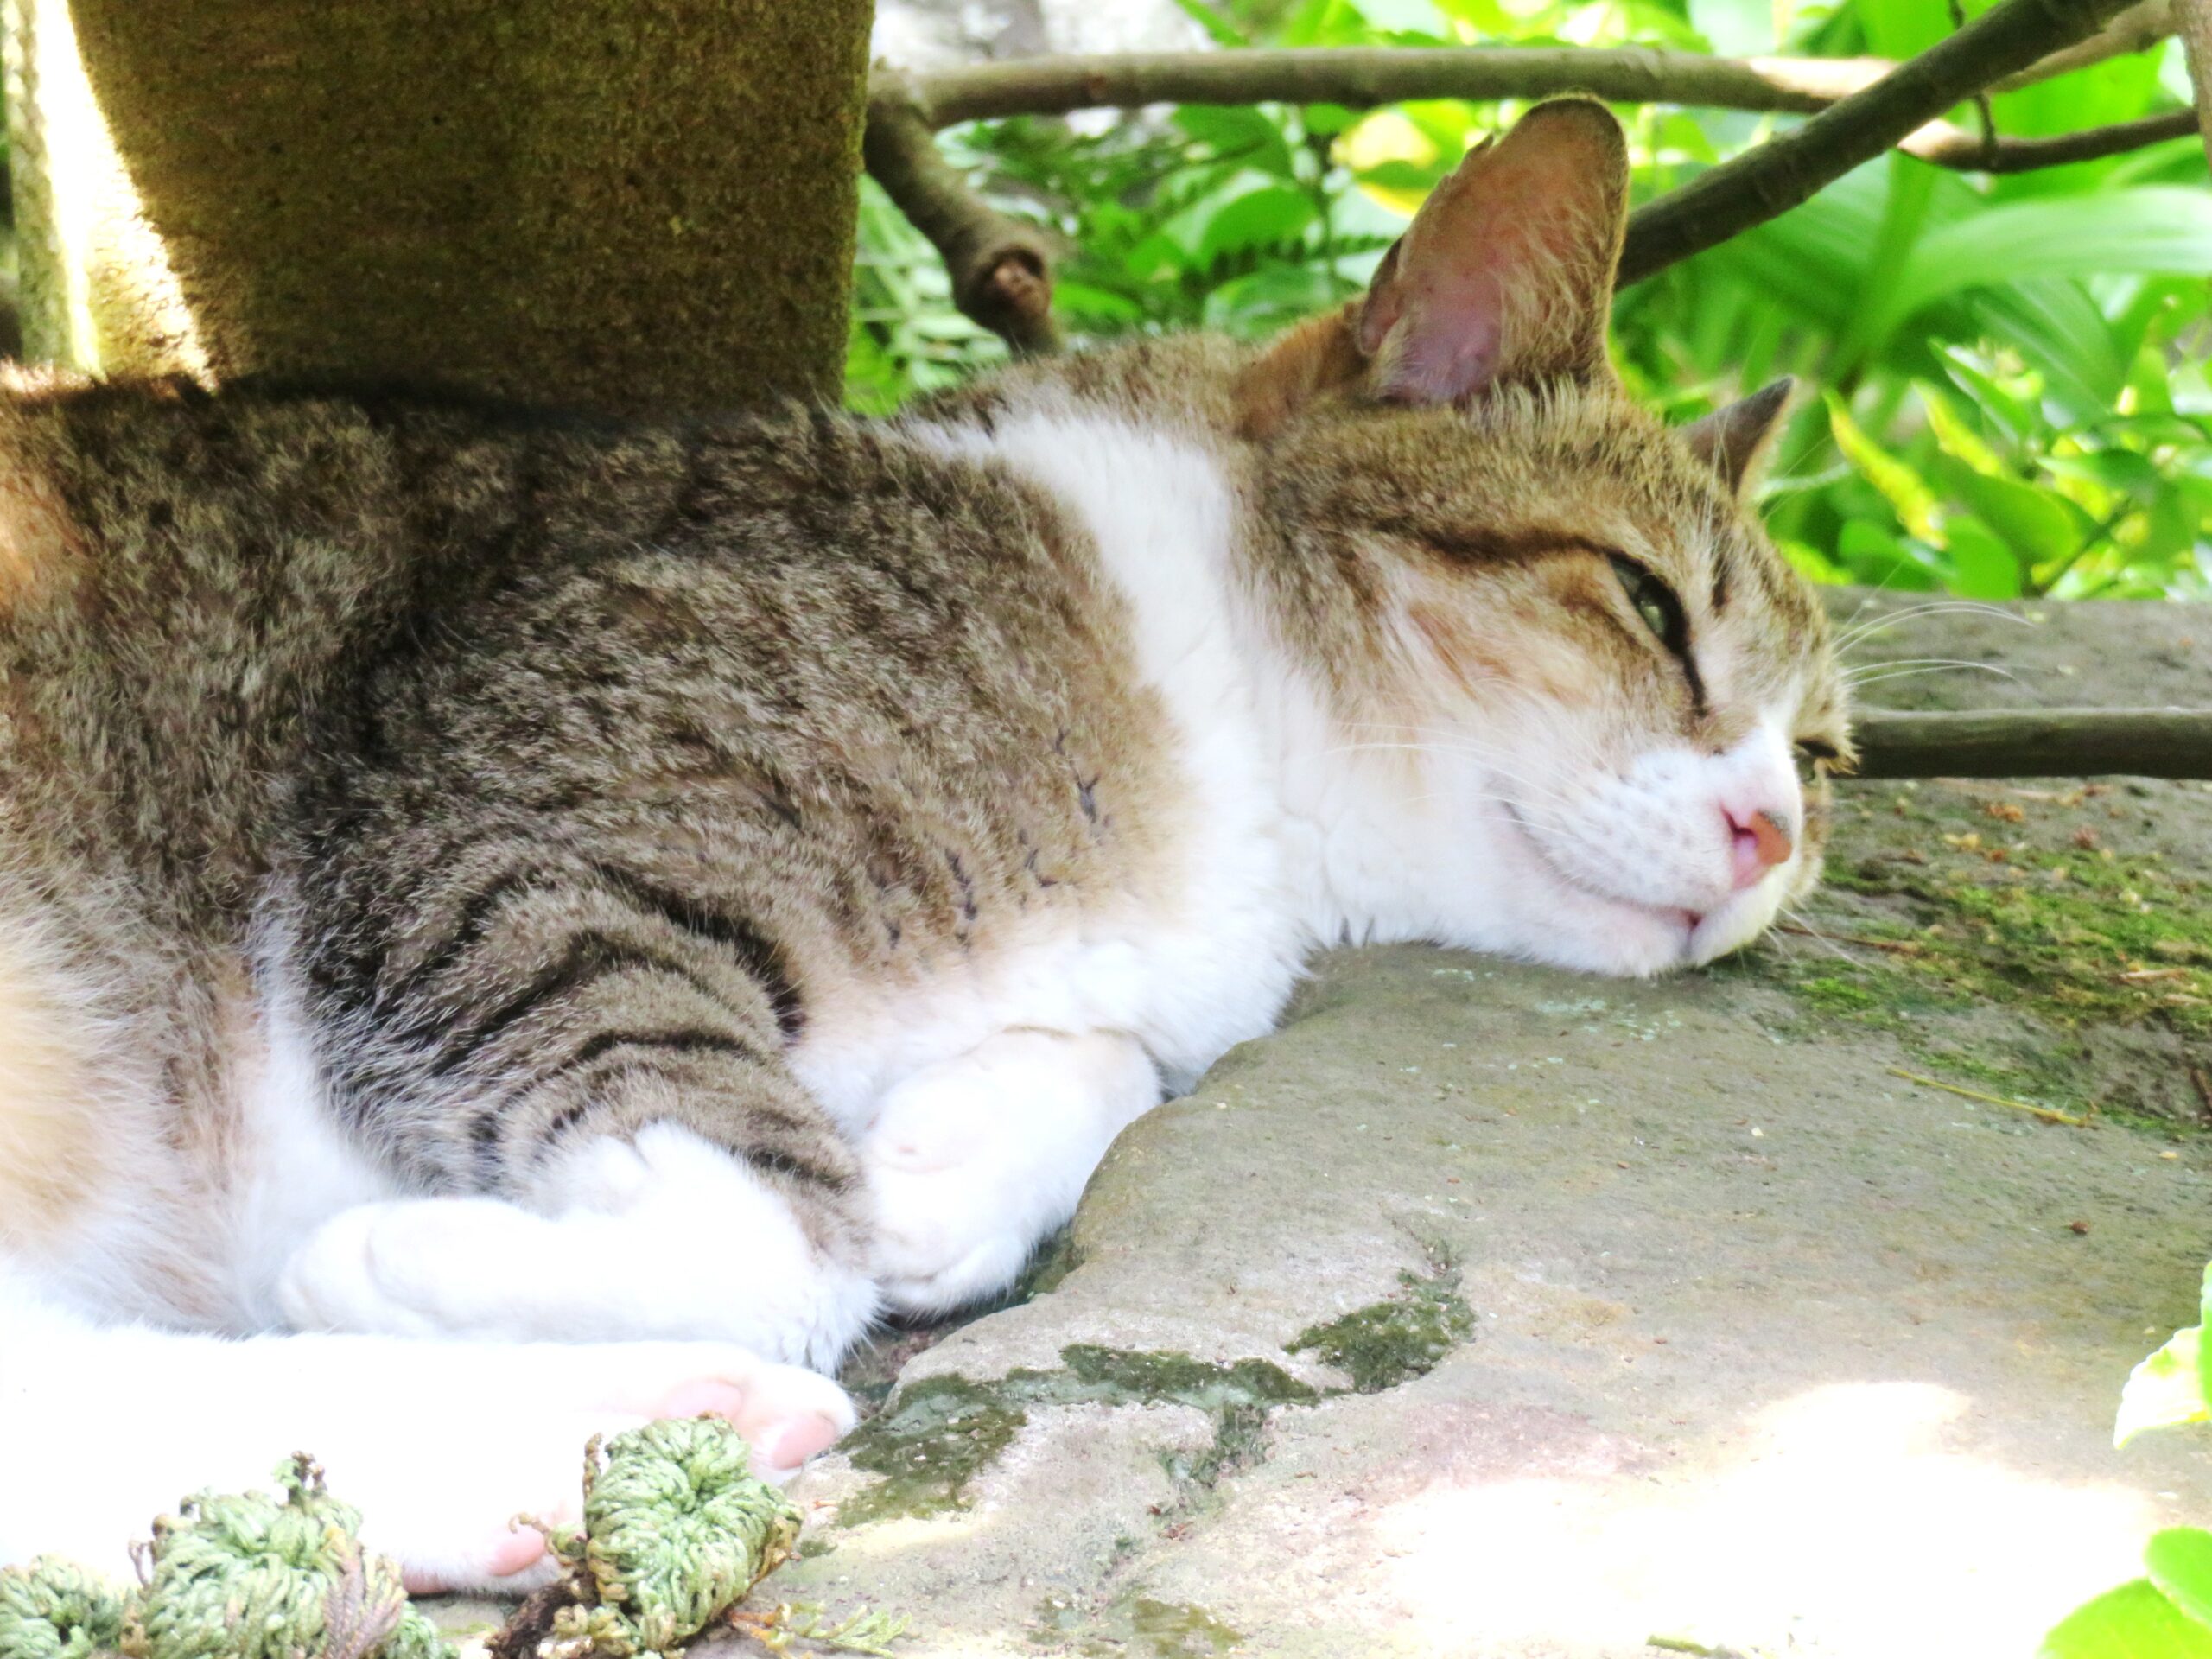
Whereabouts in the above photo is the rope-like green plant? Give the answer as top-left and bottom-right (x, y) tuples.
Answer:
(514, 1421), (804, 1659)
(0, 1459), (444, 1659)
(0, 1421), (820, 1659)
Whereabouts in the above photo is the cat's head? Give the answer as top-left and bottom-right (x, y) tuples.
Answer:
(1234, 99), (1849, 976)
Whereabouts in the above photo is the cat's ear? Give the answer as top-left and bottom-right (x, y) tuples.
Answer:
(1682, 378), (1795, 496)
(1354, 98), (1628, 404)
(1234, 98), (1628, 435)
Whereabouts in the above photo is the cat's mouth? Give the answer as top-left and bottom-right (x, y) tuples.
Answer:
(1497, 800), (1704, 957)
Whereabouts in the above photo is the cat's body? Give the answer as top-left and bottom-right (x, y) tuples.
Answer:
(0, 102), (1846, 1591)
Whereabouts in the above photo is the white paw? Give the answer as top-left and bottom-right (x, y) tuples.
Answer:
(276, 1128), (878, 1370)
(868, 1154), (1040, 1315)
(276, 1196), (532, 1339)
(858, 1030), (1147, 1316)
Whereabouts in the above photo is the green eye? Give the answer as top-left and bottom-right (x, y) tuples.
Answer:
(1607, 554), (1688, 656)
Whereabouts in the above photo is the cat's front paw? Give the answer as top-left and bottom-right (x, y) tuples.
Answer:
(867, 1152), (1040, 1316)
(858, 1029), (1155, 1317)
(276, 1196), (522, 1339)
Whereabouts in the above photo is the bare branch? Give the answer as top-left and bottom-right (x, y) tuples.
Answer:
(863, 73), (1061, 355)
(1849, 708), (2212, 779)
(901, 47), (1847, 126)
(2179, 0), (2212, 170)
(1618, 0), (2143, 282)
(1994, 0), (2179, 87)
(1904, 105), (2196, 168)
(864, 0), (2181, 347)
(886, 41), (2192, 182)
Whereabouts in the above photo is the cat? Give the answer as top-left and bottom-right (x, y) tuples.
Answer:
(0, 98), (1847, 1593)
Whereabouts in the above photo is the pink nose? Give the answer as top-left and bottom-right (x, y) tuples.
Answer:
(1728, 808), (1793, 889)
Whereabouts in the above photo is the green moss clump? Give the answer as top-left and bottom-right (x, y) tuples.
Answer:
(1060, 1345), (1317, 1411)
(1128, 1597), (1243, 1656)
(1287, 1270), (1476, 1394)
(835, 1376), (1030, 1527)
(836, 1345), (1319, 1527)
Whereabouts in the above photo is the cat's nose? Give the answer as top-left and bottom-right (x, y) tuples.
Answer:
(1726, 807), (1793, 888)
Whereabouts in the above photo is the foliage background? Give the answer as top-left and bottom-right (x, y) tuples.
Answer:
(848, 0), (2212, 602)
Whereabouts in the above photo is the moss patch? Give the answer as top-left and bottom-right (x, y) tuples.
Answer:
(1741, 780), (2212, 1125)
(1287, 1268), (1477, 1393)
(835, 1374), (1030, 1528)
(834, 1345), (1317, 1528)
(1127, 1597), (1244, 1656)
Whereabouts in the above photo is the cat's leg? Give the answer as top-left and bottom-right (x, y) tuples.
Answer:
(278, 853), (881, 1366)
(277, 1122), (878, 1369)
(0, 1271), (853, 1594)
(861, 1029), (1161, 1314)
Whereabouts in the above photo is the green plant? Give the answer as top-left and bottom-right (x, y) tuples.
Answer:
(849, 0), (2212, 601)
(2040, 1265), (2212, 1656)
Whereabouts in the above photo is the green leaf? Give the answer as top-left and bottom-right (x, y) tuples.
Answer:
(1835, 519), (1940, 590)
(1173, 106), (1295, 176)
(1941, 514), (2025, 599)
(1935, 458), (2077, 566)
(2043, 1580), (2212, 1659)
(1891, 190), (2212, 327)
(2116, 1325), (2209, 1449)
(2039, 450), (2165, 497)
(1936, 346), (2041, 448)
(1921, 383), (2007, 477)
(2147, 1529), (2212, 1632)
(1196, 183), (1318, 263)
(1826, 393), (1942, 541)
(1837, 153), (1939, 368)
(1971, 281), (2132, 418)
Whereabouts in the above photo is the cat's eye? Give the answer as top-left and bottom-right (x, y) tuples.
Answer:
(1606, 554), (1688, 657)
(1794, 737), (1841, 779)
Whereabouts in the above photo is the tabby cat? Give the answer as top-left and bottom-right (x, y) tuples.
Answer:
(0, 99), (1847, 1589)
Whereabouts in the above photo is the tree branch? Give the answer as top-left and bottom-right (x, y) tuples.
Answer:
(865, 0), (2175, 350)
(863, 73), (1061, 355)
(1994, 0), (2179, 88)
(1618, 0), (2142, 281)
(902, 47), (1846, 126)
(1903, 105), (2196, 168)
(1849, 708), (2212, 779)
(2178, 0), (2212, 171)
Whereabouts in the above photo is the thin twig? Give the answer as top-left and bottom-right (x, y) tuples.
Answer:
(887, 46), (2192, 178)
(1904, 106), (2196, 168)
(2177, 0), (2212, 172)
(1619, 0), (2144, 281)
(863, 71), (1062, 354)
(903, 47), (1849, 125)
(1887, 1067), (2090, 1126)
(1995, 0), (2180, 88)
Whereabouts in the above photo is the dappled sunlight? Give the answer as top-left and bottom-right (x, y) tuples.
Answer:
(10, 0), (207, 377)
(1374, 1380), (2158, 1656)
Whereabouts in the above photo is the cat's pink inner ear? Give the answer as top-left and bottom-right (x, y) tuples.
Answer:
(1357, 98), (1629, 404)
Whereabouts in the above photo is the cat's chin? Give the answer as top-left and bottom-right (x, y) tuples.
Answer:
(1476, 801), (1789, 978)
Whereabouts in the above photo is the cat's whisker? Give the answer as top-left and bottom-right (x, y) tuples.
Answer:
(1843, 660), (2023, 691)
(1832, 601), (2027, 652)
(1777, 906), (1866, 968)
